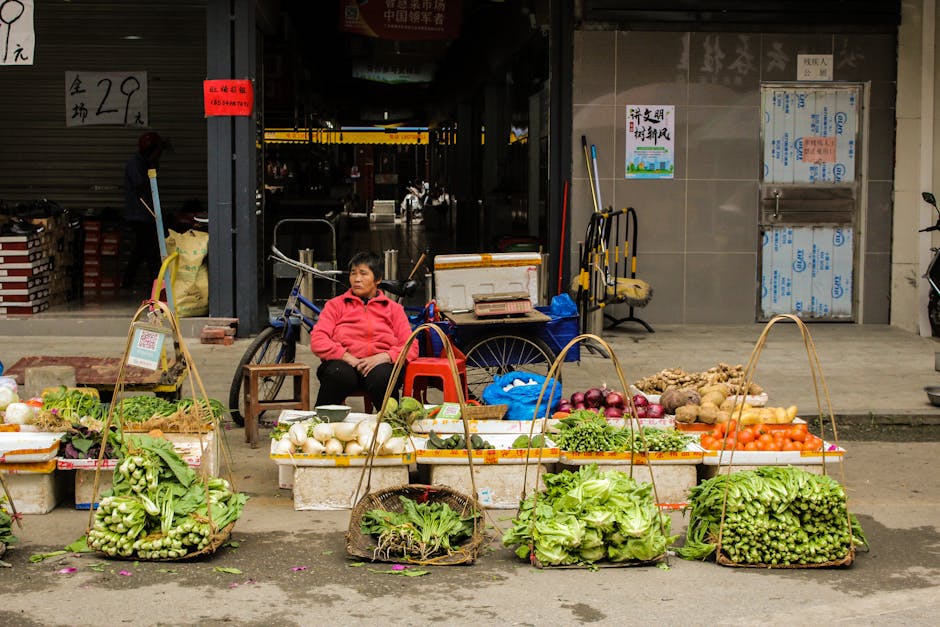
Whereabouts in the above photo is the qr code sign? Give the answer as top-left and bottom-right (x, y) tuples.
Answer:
(136, 330), (160, 351)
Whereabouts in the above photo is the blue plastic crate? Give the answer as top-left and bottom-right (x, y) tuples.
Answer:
(535, 306), (580, 362)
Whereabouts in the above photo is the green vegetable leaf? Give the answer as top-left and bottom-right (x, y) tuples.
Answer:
(157, 568), (178, 573)
(64, 536), (92, 553)
(71, 437), (95, 455)
(224, 541), (241, 548)
(213, 567), (243, 574)
(29, 550), (67, 563)
(88, 562), (107, 572)
(347, 561), (366, 567)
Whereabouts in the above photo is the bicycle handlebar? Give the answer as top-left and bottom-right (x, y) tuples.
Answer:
(920, 223), (940, 233)
(270, 245), (343, 283)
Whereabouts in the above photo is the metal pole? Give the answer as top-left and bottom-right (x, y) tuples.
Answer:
(148, 169), (175, 311)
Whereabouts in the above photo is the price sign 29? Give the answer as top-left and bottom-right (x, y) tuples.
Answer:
(65, 71), (148, 127)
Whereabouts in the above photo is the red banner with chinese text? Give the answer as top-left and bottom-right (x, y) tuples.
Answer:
(339, 0), (461, 41)
(203, 80), (254, 116)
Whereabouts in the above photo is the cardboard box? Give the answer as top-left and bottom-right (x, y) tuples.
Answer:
(292, 465), (409, 510)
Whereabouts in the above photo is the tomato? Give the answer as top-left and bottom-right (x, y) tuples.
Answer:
(744, 441), (759, 451)
(782, 440), (800, 451)
(788, 427), (806, 442)
(804, 435), (823, 451)
(758, 433), (774, 445)
(700, 436), (716, 450)
(737, 429), (755, 444)
(764, 441), (781, 451)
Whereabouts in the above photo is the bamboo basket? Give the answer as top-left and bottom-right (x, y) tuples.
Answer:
(86, 299), (239, 561)
(345, 323), (489, 565)
(709, 314), (857, 569)
(515, 333), (673, 570)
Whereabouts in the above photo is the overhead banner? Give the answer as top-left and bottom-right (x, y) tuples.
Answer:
(339, 0), (460, 40)
(625, 105), (675, 179)
(203, 79), (254, 116)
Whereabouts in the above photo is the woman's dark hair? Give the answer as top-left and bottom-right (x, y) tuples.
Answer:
(348, 251), (383, 280)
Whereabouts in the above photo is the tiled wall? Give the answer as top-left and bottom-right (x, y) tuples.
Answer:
(572, 29), (897, 324)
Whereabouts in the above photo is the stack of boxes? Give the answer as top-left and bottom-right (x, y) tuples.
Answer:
(82, 219), (123, 296)
(0, 230), (52, 314)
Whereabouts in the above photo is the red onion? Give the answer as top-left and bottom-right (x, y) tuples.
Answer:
(634, 405), (648, 418)
(604, 406), (623, 418)
(557, 400), (572, 412)
(646, 403), (664, 419)
(632, 394), (649, 408)
(573, 402), (587, 411)
(584, 388), (604, 408)
(604, 391), (625, 408)
(570, 391), (586, 405)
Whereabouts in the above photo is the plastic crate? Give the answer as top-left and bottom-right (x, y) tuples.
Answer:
(535, 306), (579, 362)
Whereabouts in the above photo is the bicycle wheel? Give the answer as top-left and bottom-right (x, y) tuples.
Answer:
(462, 333), (557, 401)
(228, 325), (297, 426)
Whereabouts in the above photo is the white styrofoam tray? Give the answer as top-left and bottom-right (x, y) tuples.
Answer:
(413, 433), (559, 465)
(559, 442), (705, 466)
(411, 417), (548, 434)
(629, 385), (768, 408)
(0, 431), (64, 463)
(700, 443), (845, 466)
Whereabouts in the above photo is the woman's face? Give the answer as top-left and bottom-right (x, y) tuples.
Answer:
(349, 263), (379, 299)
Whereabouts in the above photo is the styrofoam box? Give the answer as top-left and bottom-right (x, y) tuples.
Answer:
(292, 465), (409, 511)
(559, 444), (705, 466)
(164, 431), (221, 476)
(1, 461), (64, 514)
(700, 444), (844, 466)
(556, 462), (696, 506)
(412, 418), (548, 434)
(429, 463), (550, 509)
(699, 464), (832, 480)
(0, 431), (64, 463)
(278, 464), (293, 489)
(414, 434), (559, 465)
(433, 252), (542, 310)
(74, 468), (113, 510)
(629, 385), (769, 408)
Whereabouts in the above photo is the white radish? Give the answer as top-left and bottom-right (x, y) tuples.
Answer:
(302, 438), (325, 454)
(380, 436), (407, 455)
(374, 422), (393, 447)
(312, 422), (334, 443)
(324, 438), (344, 455)
(356, 420), (377, 450)
(332, 422), (358, 442)
(273, 437), (294, 454)
(288, 423), (309, 447)
(344, 441), (364, 455)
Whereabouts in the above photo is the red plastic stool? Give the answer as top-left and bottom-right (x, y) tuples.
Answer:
(403, 350), (469, 404)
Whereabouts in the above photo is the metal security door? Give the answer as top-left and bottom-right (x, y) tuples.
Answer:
(758, 83), (862, 321)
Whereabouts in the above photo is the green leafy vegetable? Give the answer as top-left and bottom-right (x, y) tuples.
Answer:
(677, 466), (864, 565)
(360, 496), (478, 561)
(502, 465), (676, 566)
(41, 387), (105, 421)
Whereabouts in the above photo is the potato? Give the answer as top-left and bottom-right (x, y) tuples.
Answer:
(786, 405), (798, 421)
(715, 410), (731, 424)
(674, 405), (699, 424)
(700, 391), (726, 407)
(773, 406), (788, 423)
(699, 383), (730, 398)
(660, 388), (701, 414)
(719, 397), (736, 412)
(739, 410), (762, 425)
(697, 405), (719, 424)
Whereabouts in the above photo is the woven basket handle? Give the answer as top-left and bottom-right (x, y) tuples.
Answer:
(354, 323), (480, 509)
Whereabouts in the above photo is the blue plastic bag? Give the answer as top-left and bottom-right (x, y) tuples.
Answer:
(549, 293), (578, 318)
(481, 370), (562, 420)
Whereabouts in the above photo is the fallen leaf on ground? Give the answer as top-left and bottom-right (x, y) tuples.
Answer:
(214, 567), (243, 574)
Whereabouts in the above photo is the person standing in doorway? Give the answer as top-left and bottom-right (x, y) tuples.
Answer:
(121, 131), (167, 291)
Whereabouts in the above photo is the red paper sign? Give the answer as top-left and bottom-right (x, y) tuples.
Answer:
(339, 0), (461, 41)
(203, 80), (254, 116)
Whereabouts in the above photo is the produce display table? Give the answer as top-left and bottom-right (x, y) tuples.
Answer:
(4, 355), (186, 399)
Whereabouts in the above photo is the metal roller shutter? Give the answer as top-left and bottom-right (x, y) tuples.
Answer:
(0, 1), (207, 214)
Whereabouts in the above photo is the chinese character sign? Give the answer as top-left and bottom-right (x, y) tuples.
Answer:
(339, 0), (460, 41)
(625, 105), (675, 179)
(65, 71), (148, 127)
(797, 54), (833, 81)
(203, 79), (254, 116)
(1, 0), (34, 66)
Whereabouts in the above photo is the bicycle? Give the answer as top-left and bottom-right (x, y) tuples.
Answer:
(921, 192), (940, 336)
(227, 246), (416, 426)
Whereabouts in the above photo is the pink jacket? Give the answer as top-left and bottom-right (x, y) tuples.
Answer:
(309, 289), (419, 363)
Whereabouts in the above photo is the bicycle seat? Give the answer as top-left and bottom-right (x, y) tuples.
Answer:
(380, 279), (418, 298)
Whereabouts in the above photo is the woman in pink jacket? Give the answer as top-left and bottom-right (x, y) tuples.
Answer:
(309, 251), (419, 408)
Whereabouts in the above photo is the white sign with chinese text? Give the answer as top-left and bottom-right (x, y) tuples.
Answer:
(625, 105), (675, 179)
(797, 54), (833, 81)
(0, 0), (34, 66)
(65, 71), (148, 127)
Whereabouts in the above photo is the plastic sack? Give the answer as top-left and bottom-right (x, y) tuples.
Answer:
(549, 293), (578, 318)
(165, 229), (209, 317)
(481, 370), (562, 420)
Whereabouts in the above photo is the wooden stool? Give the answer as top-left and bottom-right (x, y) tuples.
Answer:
(403, 355), (468, 404)
(242, 362), (310, 448)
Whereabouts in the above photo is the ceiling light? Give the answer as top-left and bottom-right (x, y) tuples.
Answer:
(123, 35), (142, 40)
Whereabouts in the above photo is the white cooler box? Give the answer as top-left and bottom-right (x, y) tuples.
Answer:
(433, 253), (543, 310)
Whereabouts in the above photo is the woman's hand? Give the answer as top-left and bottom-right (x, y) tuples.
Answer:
(356, 352), (391, 376)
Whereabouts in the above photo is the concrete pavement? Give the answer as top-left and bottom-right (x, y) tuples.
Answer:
(2, 322), (940, 625)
